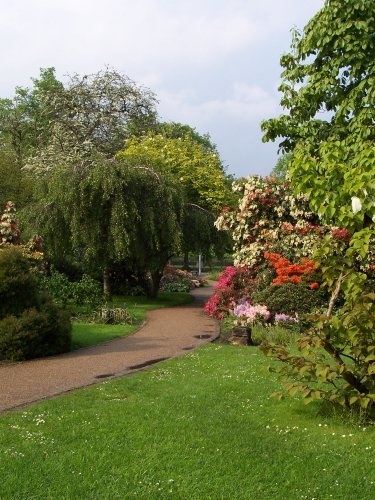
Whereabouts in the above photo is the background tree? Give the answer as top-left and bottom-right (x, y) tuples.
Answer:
(0, 68), (61, 208)
(270, 152), (293, 180)
(262, 0), (375, 414)
(118, 129), (235, 267)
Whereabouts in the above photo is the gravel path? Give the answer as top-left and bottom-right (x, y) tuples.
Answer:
(0, 285), (218, 413)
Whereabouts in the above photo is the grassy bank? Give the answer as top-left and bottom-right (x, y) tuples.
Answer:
(0, 344), (373, 499)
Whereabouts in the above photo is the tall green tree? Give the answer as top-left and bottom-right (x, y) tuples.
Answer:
(261, 0), (375, 414)
(0, 68), (62, 167)
(118, 129), (234, 267)
(0, 68), (62, 209)
(30, 156), (183, 298)
(23, 69), (173, 297)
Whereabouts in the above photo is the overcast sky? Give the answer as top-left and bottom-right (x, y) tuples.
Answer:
(0, 0), (325, 178)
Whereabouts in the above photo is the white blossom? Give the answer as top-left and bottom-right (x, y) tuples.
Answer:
(351, 197), (362, 214)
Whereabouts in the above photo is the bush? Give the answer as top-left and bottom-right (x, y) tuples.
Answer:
(39, 268), (71, 306)
(252, 283), (325, 316)
(0, 300), (71, 361)
(40, 269), (103, 309)
(0, 247), (72, 361)
(159, 265), (197, 292)
(0, 247), (40, 318)
(71, 274), (102, 309)
(160, 279), (191, 293)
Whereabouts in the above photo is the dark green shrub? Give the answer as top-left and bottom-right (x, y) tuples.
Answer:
(71, 274), (102, 308)
(0, 247), (40, 318)
(39, 268), (71, 306)
(39, 270), (103, 309)
(0, 247), (72, 361)
(0, 301), (71, 361)
(253, 283), (325, 316)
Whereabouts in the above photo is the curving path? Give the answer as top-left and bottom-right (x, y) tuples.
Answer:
(0, 285), (219, 413)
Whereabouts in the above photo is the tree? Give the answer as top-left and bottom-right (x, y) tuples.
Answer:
(41, 68), (157, 159)
(29, 155), (183, 299)
(270, 153), (293, 180)
(118, 129), (235, 267)
(261, 0), (375, 414)
(119, 131), (232, 211)
(0, 68), (62, 209)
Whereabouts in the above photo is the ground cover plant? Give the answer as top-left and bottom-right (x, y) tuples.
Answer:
(0, 344), (374, 499)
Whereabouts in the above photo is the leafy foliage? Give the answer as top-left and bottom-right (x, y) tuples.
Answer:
(39, 269), (102, 309)
(0, 246), (71, 361)
(261, 0), (375, 415)
(0, 246), (40, 318)
(253, 283), (325, 317)
(118, 131), (232, 212)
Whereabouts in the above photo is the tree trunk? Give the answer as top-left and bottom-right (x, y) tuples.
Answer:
(103, 268), (111, 302)
(183, 251), (190, 270)
(147, 269), (163, 299)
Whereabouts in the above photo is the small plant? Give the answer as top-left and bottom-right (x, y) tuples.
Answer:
(98, 307), (133, 325)
(232, 302), (271, 327)
(160, 279), (191, 293)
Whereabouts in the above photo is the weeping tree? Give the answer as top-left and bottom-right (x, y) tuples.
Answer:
(118, 127), (236, 268)
(30, 156), (184, 298)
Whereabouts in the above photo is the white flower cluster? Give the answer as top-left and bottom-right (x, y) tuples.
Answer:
(215, 176), (321, 266)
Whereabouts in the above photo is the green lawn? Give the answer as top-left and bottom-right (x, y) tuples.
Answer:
(72, 291), (193, 348)
(0, 344), (373, 499)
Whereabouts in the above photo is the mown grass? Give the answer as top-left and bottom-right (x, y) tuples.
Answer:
(0, 344), (373, 499)
(71, 291), (193, 349)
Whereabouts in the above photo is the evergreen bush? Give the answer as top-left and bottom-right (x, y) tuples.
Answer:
(252, 283), (325, 316)
(0, 246), (71, 361)
(0, 247), (40, 318)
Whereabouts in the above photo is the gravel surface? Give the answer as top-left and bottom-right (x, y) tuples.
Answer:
(0, 285), (218, 413)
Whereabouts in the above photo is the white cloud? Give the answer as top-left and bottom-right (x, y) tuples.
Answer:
(0, 0), (324, 176)
(157, 82), (279, 125)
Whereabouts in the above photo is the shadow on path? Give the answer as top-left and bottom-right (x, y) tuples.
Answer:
(0, 284), (218, 413)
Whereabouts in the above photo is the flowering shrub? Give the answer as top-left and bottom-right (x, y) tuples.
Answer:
(0, 202), (44, 265)
(264, 252), (319, 288)
(274, 313), (298, 324)
(215, 176), (322, 266)
(0, 201), (21, 244)
(160, 265), (206, 292)
(204, 266), (258, 319)
(232, 302), (270, 327)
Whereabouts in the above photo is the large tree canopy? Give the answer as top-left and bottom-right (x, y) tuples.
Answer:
(118, 131), (233, 213)
(43, 69), (157, 158)
(30, 156), (183, 297)
(118, 128), (234, 265)
(262, 0), (375, 231)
